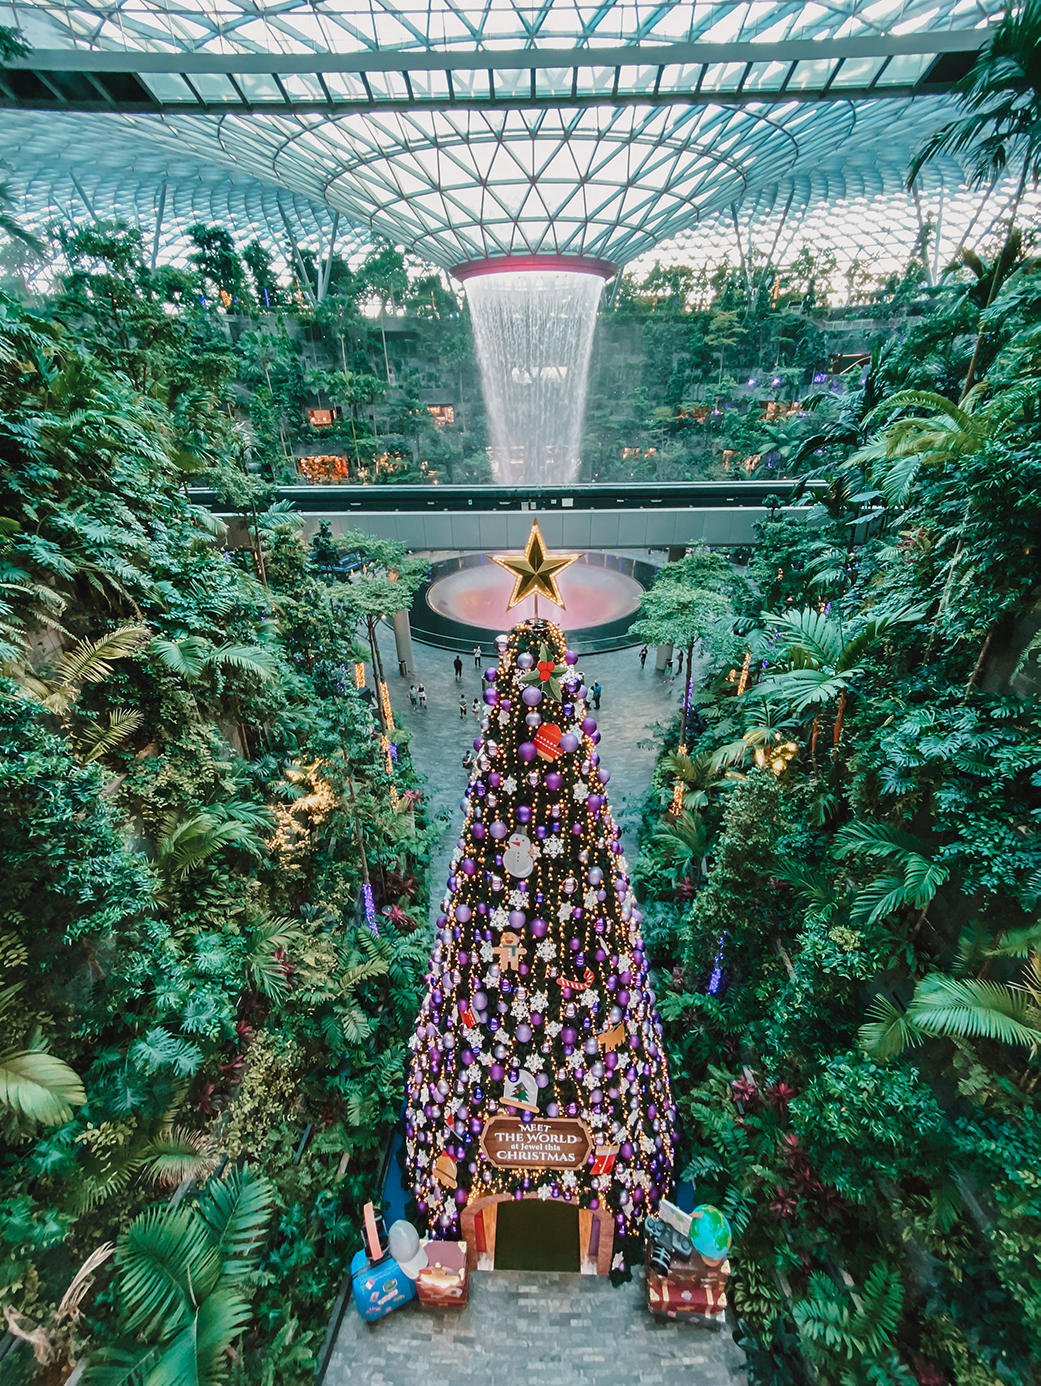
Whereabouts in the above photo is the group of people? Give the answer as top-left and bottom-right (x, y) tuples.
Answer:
(407, 684), (427, 708)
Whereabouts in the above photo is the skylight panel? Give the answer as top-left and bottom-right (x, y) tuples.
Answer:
(787, 58), (837, 91)
(701, 62), (748, 93)
(829, 56), (886, 88)
(875, 53), (931, 84)
(140, 72), (197, 101)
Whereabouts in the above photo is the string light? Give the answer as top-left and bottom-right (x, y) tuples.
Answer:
(362, 881), (378, 934)
(736, 651), (752, 696)
(354, 662), (366, 689)
(707, 935), (726, 995)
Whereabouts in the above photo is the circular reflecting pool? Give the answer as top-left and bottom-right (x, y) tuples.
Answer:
(410, 552), (656, 652)
(427, 558), (643, 630)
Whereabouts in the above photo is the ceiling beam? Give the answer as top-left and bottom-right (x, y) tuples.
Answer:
(7, 29), (986, 77)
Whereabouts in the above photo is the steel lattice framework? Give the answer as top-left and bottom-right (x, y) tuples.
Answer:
(0, 0), (1024, 276)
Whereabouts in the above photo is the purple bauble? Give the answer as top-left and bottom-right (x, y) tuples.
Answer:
(456, 904), (472, 923)
(519, 742), (537, 762)
(581, 716), (597, 734)
(508, 909), (526, 928)
(483, 688), (498, 706)
(617, 989), (630, 1007)
(490, 820), (508, 839)
(436, 914), (447, 928)
(517, 804), (531, 823)
(586, 794), (601, 812)
(546, 1102), (559, 1117)
(517, 652), (534, 670)
(598, 767), (610, 784)
(564, 649), (578, 665)
(501, 699), (511, 712)
(620, 1140), (634, 1160)
(525, 711), (541, 728)
(545, 771), (562, 791)
(572, 822), (583, 836)
(561, 1026), (577, 1046)
(560, 732), (580, 754)
(516, 1023), (532, 1043)
(473, 738), (482, 752)
(454, 1187), (468, 1206)
(591, 730), (601, 744)
(521, 686), (542, 707)
(531, 918), (548, 938)
(472, 823), (486, 841)
(588, 867), (603, 885)
(536, 1071), (549, 1088)
(462, 858), (476, 876)
(473, 991), (488, 1010)
(484, 667), (497, 681)
(488, 771), (501, 788)
(490, 1063), (504, 1081)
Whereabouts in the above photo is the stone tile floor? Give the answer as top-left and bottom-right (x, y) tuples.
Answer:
(325, 1269), (747, 1386)
(385, 632), (685, 924)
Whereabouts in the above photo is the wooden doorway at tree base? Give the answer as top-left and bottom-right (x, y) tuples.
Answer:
(460, 1192), (614, 1276)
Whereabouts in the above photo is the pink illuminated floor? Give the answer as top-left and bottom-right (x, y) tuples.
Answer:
(426, 559), (643, 631)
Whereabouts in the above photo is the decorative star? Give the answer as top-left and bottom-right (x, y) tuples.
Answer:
(492, 520), (580, 610)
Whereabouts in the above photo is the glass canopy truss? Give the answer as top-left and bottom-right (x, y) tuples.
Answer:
(0, 32), (981, 115)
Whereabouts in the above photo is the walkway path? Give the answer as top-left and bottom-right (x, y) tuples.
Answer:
(324, 1268), (747, 1386)
(385, 633), (685, 924)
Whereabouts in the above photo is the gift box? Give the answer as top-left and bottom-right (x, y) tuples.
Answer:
(416, 1240), (470, 1308)
(350, 1247), (417, 1322)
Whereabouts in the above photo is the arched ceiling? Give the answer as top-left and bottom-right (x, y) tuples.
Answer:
(0, 0), (1014, 272)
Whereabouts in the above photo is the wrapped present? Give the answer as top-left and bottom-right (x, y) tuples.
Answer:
(643, 1210), (731, 1323)
(415, 1239), (470, 1308)
(350, 1247), (416, 1322)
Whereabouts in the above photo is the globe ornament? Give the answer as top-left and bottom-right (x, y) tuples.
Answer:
(691, 1205), (732, 1263)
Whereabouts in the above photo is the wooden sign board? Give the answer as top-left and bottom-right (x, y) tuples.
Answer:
(481, 1116), (593, 1170)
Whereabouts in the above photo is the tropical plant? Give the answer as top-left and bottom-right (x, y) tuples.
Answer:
(791, 1261), (908, 1386)
(833, 820), (950, 928)
(910, 0), (1041, 393)
(0, 935), (86, 1138)
(749, 605), (922, 754)
(83, 1164), (275, 1386)
(861, 953), (1041, 1060)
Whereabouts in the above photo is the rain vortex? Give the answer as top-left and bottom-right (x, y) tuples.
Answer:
(464, 269), (604, 484)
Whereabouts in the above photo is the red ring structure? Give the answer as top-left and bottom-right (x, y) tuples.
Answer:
(450, 253), (617, 282)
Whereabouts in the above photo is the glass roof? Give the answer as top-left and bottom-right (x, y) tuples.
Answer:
(2, 0), (997, 58)
(0, 0), (1013, 271)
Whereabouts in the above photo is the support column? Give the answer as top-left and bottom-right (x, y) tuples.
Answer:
(392, 610), (414, 677)
(667, 545), (687, 563)
(655, 643), (673, 673)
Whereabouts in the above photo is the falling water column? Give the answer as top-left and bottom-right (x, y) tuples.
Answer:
(454, 255), (615, 485)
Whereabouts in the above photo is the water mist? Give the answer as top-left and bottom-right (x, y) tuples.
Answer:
(463, 268), (605, 485)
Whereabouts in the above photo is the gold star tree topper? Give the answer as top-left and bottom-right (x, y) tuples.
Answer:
(492, 520), (580, 611)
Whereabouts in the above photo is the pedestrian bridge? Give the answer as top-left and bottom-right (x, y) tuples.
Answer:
(192, 480), (819, 551)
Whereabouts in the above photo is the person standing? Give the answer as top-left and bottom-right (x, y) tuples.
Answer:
(417, 683), (427, 707)
(592, 681), (602, 710)
(664, 654), (673, 677)
(473, 644), (482, 667)
(459, 694), (468, 720)
(408, 685), (418, 709)
(453, 654), (463, 680)
(639, 646), (648, 669)
(472, 697), (480, 722)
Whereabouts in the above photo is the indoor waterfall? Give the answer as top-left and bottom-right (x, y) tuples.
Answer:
(464, 269), (605, 485)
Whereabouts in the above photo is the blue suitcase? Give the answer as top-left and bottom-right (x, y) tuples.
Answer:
(350, 1247), (416, 1322)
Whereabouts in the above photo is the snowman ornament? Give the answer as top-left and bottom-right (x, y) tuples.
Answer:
(503, 832), (538, 878)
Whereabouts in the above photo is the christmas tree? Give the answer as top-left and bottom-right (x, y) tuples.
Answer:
(405, 612), (675, 1264)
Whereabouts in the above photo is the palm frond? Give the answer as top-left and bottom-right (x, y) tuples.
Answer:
(859, 995), (925, 1060)
(0, 1045), (86, 1128)
(198, 1164), (275, 1278)
(52, 624), (150, 689)
(909, 973), (1041, 1048)
(77, 708), (144, 762)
